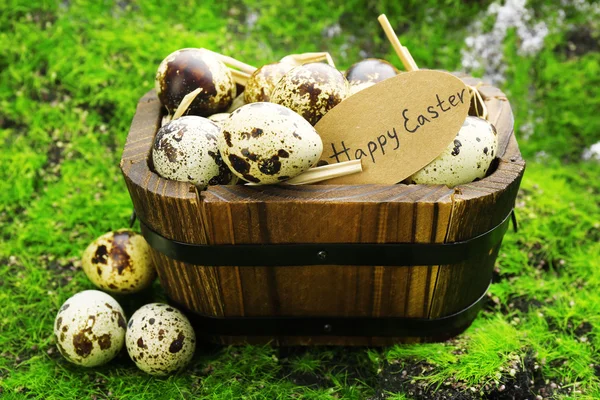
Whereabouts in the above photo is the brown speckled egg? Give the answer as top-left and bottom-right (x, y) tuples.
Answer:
(54, 290), (126, 367)
(407, 116), (498, 187)
(218, 102), (323, 184)
(125, 303), (195, 376)
(82, 230), (156, 294)
(244, 62), (295, 103)
(155, 48), (236, 117)
(152, 116), (238, 189)
(345, 58), (399, 85)
(271, 63), (348, 125)
(207, 112), (230, 126)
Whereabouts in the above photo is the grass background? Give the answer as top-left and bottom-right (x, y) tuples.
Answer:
(1, 0), (599, 398)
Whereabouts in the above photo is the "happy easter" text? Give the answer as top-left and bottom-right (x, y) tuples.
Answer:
(328, 88), (467, 164)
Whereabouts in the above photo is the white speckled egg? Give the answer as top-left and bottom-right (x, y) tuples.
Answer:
(152, 116), (238, 189)
(82, 230), (156, 294)
(348, 81), (376, 96)
(407, 116), (498, 187)
(218, 102), (323, 184)
(155, 48), (236, 117)
(125, 303), (196, 376)
(271, 63), (349, 125)
(244, 62), (295, 103)
(54, 290), (126, 367)
(207, 113), (230, 126)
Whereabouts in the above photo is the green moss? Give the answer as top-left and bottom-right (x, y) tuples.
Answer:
(1, 0), (599, 398)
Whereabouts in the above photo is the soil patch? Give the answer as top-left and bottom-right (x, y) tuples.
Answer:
(45, 255), (81, 288)
(278, 347), (376, 390)
(372, 352), (567, 399)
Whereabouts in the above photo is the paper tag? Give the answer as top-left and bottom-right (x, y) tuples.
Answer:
(314, 70), (470, 184)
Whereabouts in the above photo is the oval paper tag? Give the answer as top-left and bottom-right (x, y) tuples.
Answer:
(314, 70), (470, 185)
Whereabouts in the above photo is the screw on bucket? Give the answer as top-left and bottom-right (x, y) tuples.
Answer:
(324, 324), (332, 333)
(317, 250), (328, 260)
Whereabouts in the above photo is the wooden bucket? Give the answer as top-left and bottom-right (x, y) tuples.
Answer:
(120, 75), (525, 346)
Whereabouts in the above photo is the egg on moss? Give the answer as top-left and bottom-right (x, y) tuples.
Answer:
(218, 102), (323, 184)
(152, 116), (238, 189)
(125, 303), (196, 376)
(82, 230), (155, 294)
(407, 116), (498, 187)
(54, 290), (126, 367)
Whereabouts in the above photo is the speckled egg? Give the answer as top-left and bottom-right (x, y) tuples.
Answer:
(125, 303), (196, 376)
(155, 48), (236, 117)
(345, 58), (399, 85)
(218, 102), (323, 184)
(82, 230), (156, 294)
(152, 116), (238, 189)
(244, 62), (294, 103)
(207, 112), (230, 126)
(271, 63), (349, 125)
(54, 290), (126, 367)
(348, 81), (376, 96)
(407, 116), (498, 187)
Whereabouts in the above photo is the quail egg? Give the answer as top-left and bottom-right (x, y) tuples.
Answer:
(345, 58), (399, 85)
(244, 62), (295, 103)
(346, 59), (399, 96)
(155, 48), (236, 117)
(207, 112), (230, 126)
(82, 229), (156, 294)
(348, 81), (376, 96)
(126, 303), (196, 376)
(271, 63), (349, 125)
(54, 290), (126, 367)
(152, 116), (238, 189)
(218, 102), (323, 184)
(407, 116), (498, 187)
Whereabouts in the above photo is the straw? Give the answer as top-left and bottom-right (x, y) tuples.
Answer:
(172, 88), (203, 120)
(377, 14), (419, 71)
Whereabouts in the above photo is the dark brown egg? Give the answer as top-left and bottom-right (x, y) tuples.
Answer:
(345, 58), (399, 85)
(155, 48), (236, 117)
(271, 63), (348, 126)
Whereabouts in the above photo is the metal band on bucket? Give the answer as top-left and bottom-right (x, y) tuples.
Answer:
(138, 211), (514, 267)
(171, 282), (490, 337)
